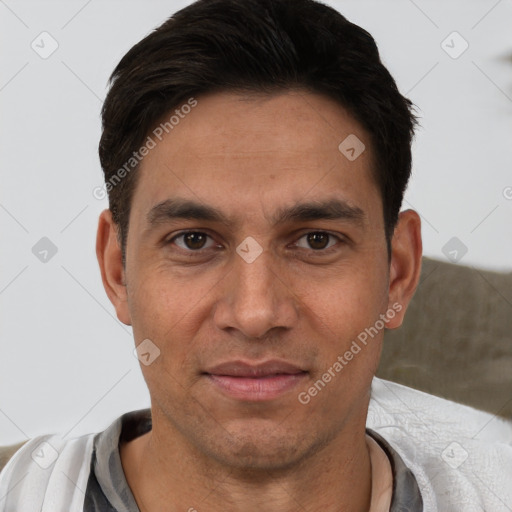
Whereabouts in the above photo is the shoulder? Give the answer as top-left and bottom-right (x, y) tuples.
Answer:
(0, 441), (29, 473)
(0, 433), (96, 511)
(369, 378), (512, 511)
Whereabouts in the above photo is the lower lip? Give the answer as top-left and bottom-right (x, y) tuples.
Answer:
(205, 373), (308, 401)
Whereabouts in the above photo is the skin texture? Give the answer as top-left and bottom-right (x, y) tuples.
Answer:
(97, 90), (422, 512)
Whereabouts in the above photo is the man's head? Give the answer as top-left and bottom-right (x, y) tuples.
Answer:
(99, 0), (417, 265)
(96, 0), (422, 476)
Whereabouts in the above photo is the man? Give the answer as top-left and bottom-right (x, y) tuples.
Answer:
(1, 0), (511, 510)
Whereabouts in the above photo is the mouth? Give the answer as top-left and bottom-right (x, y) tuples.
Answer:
(202, 360), (308, 401)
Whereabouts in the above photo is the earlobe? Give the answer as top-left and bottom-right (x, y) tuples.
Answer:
(96, 209), (132, 326)
(386, 209), (422, 329)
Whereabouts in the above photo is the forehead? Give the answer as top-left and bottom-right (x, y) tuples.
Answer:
(130, 90), (380, 228)
(150, 90), (369, 161)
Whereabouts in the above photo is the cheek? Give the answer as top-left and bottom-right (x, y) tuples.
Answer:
(297, 264), (388, 384)
(301, 263), (388, 332)
(127, 265), (218, 381)
(300, 279), (385, 415)
(128, 271), (204, 397)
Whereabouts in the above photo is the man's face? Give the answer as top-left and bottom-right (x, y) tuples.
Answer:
(118, 91), (396, 469)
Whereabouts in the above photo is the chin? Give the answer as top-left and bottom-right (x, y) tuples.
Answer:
(202, 423), (328, 473)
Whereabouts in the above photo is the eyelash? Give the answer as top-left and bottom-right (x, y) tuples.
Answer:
(166, 230), (345, 255)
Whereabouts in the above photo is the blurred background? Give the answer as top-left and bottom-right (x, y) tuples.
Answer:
(1, 0), (511, 444)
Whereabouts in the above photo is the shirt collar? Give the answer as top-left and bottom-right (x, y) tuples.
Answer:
(92, 408), (423, 512)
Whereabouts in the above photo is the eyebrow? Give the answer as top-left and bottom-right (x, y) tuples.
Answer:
(146, 198), (367, 229)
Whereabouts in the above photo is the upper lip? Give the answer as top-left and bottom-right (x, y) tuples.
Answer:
(204, 360), (307, 378)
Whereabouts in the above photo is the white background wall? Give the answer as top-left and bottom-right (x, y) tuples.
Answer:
(1, 0), (511, 444)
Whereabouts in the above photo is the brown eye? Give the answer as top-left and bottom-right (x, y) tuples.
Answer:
(295, 231), (340, 252)
(184, 232), (207, 249)
(306, 232), (330, 250)
(172, 232), (215, 251)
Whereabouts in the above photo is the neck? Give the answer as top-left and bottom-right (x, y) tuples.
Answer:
(121, 408), (372, 512)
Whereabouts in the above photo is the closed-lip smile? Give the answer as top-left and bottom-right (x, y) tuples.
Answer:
(203, 359), (308, 401)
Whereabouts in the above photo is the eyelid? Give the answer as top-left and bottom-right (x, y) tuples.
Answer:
(165, 229), (347, 253)
(167, 230), (219, 251)
(292, 231), (345, 252)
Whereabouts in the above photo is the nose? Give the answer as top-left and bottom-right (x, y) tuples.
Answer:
(213, 246), (299, 340)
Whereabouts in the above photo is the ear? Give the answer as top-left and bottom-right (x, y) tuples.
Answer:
(385, 209), (422, 329)
(96, 209), (132, 325)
